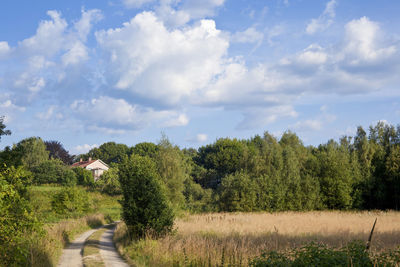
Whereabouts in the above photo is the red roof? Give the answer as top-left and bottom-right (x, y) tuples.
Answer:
(71, 159), (97, 168)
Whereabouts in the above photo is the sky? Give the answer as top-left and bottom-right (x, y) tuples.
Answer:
(1, 0), (400, 155)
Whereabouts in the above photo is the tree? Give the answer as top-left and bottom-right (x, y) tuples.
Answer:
(119, 154), (174, 239)
(86, 142), (129, 164)
(0, 165), (41, 266)
(96, 167), (121, 195)
(13, 137), (49, 170)
(0, 116), (11, 142)
(219, 171), (257, 212)
(131, 142), (159, 158)
(45, 140), (74, 164)
(155, 136), (188, 211)
(31, 159), (77, 185)
(73, 167), (94, 186)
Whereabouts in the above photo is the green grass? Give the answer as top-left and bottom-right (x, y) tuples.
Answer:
(28, 185), (121, 223)
(26, 185), (122, 266)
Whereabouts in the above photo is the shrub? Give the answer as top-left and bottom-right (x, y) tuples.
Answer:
(32, 159), (77, 185)
(0, 166), (42, 266)
(51, 186), (92, 215)
(119, 154), (174, 239)
(96, 167), (121, 195)
(73, 167), (94, 186)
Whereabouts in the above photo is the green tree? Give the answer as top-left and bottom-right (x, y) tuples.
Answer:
(73, 167), (94, 186)
(119, 154), (174, 239)
(0, 165), (41, 266)
(219, 171), (257, 212)
(131, 142), (159, 158)
(96, 167), (121, 195)
(86, 142), (129, 164)
(0, 116), (11, 142)
(155, 136), (187, 211)
(13, 137), (49, 169)
(31, 159), (77, 185)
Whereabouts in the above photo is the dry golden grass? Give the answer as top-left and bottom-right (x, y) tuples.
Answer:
(30, 214), (106, 267)
(120, 211), (400, 266)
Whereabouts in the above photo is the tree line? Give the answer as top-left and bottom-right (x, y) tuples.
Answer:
(1, 119), (400, 213)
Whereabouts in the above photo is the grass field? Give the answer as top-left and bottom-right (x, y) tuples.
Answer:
(117, 211), (400, 266)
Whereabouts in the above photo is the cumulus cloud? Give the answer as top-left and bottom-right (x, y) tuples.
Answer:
(306, 0), (336, 34)
(71, 96), (188, 132)
(73, 143), (98, 154)
(96, 12), (228, 106)
(341, 17), (396, 65)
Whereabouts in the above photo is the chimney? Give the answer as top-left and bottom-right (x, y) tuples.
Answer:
(80, 158), (83, 162)
(88, 157), (92, 161)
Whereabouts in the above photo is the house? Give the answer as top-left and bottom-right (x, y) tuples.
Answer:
(71, 157), (109, 181)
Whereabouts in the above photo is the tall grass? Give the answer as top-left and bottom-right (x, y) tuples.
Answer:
(116, 211), (400, 266)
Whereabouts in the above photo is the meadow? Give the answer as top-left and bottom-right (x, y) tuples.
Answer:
(115, 211), (400, 266)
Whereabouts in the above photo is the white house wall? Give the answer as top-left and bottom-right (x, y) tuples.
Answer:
(86, 160), (109, 171)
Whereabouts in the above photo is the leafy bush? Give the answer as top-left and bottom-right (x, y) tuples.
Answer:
(73, 167), (94, 186)
(51, 186), (92, 215)
(119, 154), (174, 239)
(250, 241), (373, 267)
(32, 159), (77, 185)
(96, 167), (121, 195)
(0, 165), (42, 266)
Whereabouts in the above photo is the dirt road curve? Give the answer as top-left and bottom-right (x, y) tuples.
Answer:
(57, 229), (97, 267)
(100, 227), (130, 267)
(57, 225), (129, 267)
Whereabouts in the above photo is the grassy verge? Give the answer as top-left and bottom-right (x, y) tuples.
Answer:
(82, 228), (108, 267)
(27, 185), (122, 267)
(114, 211), (400, 266)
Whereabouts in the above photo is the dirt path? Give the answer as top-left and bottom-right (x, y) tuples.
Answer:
(99, 226), (130, 267)
(57, 229), (98, 267)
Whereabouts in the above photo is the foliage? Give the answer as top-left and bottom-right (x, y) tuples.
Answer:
(219, 171), (257, 211)
(0, 165), (42, 266)
(0, 115), (11, 142)
(250, 241), (373, 267)
(96, 167), (121, 195)
(85, 142), (129, 164)
(32, 159), (77, 185)
(155, 136), (188, 211)
(131, 142), (159, 158)
(13, 137), (49, 169)
(45, 140), (74, 164)
(73, 166), (94, 186)
(51, 186), (92, 215)
(119, 154), (174, 239)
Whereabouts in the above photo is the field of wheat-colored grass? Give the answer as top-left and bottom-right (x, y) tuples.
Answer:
(120, 211), (400, 266)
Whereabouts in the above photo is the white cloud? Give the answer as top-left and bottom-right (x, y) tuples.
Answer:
(163, 114), (189, 127)
(74, 9), (103, 41)
(231, 27), (264, 43)
(342, 17), (396, 64)
(20, 10), (68, 57)
(71, 96), (188, 132)
(306, 0), (336, 35)
(62, 41), (88, 66)
(35, 105), (63, 120)
(73, 143), (98, 154)
(186, 133), (208, 143)
(96, 12), (228, 106)
(0, 41), (11, 58)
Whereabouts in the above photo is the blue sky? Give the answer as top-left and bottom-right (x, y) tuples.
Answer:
(1, 0), (400, 154)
